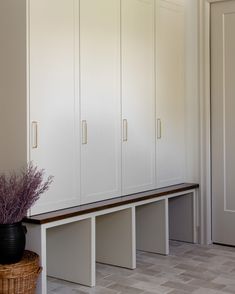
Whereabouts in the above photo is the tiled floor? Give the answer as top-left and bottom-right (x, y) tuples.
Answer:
(48, 241), (235, 294)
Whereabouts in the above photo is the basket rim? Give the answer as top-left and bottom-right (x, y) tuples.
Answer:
(0, 251), (40, 278)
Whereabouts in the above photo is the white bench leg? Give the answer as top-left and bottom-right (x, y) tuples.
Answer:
(193, 189), (199, 243)
(96, 207), (136, 269)
(24, 223), (47, 294)
(46, 217), (96, 287)
(136, 199), (169, 255)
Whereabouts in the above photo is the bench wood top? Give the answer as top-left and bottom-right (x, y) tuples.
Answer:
(23, 183), (199, 225)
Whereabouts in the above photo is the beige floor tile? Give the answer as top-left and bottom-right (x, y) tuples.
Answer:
(161, 281), (198, 292)
(47, 242), (235, 294)
(188, 279), (225, 291)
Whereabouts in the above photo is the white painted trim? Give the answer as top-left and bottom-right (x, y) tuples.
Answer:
(198, 0), (229, 245)
(193, 190), (198, 243)
(25, 224), (47, 294)
(165, 198), (169, 254)
(198, 0), (211, 245)
(131, 207), (137, 269)
(90, 217), (96, 287)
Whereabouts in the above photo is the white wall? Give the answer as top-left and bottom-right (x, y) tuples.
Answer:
(0, 0), (28, 173)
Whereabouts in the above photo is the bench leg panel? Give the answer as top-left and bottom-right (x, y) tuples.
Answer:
(25, 223), (47, 294)
(96, 207), (136, 269)
(136, 199), (169, 255)
(47, 217), (96, 287)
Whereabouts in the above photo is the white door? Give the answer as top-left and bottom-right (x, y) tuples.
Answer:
(29, 0), (80, 214)
(155, 0), (186, 188)
(80, 0), (121, 204)
(211, 0), (235, 245)
(122, 0), (155, 195)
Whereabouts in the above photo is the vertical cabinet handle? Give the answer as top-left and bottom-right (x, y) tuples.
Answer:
(82, 120), (88, 144)
(123, 119), (128, 142)
(31, 121), (38, 149)
(157, 118), (162, 139)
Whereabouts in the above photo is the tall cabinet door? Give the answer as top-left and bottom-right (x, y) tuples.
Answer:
(29, 0), (80, 215)
(122, 0), (156, 195)
(155, 0), (186, 188)
(211, 0), (235, 246)
(80, 0), (121, 204)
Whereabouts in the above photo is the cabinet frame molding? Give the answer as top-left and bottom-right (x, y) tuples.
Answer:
(198, 0), (228, 245)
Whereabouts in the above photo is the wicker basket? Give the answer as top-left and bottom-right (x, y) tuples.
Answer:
(0, 251), (42, 294)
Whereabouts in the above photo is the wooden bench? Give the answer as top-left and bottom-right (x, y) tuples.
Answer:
(23, 183), (199, 294)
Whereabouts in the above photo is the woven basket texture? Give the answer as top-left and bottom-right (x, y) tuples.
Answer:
(0, 251), (41, 294)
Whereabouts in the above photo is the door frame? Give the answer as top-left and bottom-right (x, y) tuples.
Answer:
(198, 0), (228, 244)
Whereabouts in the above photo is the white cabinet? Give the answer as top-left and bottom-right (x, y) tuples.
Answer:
(80, 0), (121, 204)
(155, 0), (186, 188)
(121, 0), (156, 195)
(29, 0), (80, 214)
(0, 0), (188, 214)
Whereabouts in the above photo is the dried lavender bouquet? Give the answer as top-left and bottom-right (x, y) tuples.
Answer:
(0, 163), (53, 224)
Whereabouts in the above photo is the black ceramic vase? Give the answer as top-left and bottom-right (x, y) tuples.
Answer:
(0, 222), (26, 264)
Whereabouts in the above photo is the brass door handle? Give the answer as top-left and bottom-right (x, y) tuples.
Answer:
(31, 121), (38, 149)
(82, 120), (88, 144)
(157, 118), (162, 139)
(123, 119), (128, 142)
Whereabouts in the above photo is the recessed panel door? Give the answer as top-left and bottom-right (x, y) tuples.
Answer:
(211, 0), (235, 246)
(122, 0), (155, 195)
(29, 0), (80, 214)
(155, 0), (186, 188)
(80, 0), (121, 203)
